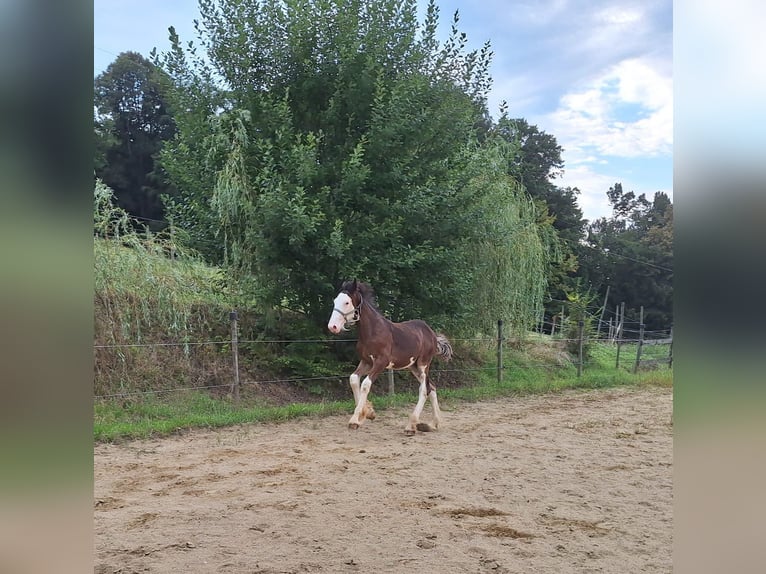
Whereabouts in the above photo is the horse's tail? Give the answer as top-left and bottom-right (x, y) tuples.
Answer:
(436, 334), (453, 362)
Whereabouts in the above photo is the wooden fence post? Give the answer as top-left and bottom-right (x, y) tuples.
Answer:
(497, 319), (504, 384)
(577, 320), (584, 377)
(230, 310), (240, 403)
(387, 368), (395, 396)
(633, 306), (645, 374)
(668, 326), (673, 368)
(597, 285), (610, 338)
(560, 306), (565, 335)
(615, 313), (622, 370)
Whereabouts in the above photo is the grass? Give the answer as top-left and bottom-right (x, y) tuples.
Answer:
(94, 392), (354, 442)
(94, 338), (672, 442)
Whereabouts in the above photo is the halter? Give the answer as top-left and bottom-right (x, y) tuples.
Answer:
(333, 293), (363, 330)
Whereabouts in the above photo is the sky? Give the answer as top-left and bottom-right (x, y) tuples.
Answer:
(94, 0), (673, 223)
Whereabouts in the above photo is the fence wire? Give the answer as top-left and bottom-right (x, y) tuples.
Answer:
(94, 316), (672, 400)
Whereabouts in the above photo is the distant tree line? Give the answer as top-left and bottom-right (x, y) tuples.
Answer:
(93, 0), (672, 336)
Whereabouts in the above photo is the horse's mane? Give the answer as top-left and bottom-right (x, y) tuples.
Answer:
(341, 280), (379, 310)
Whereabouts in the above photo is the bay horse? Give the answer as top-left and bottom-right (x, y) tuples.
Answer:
(327, 280), (453, 435)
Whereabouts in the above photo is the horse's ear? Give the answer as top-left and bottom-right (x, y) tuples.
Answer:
(352, 278), (358, 291)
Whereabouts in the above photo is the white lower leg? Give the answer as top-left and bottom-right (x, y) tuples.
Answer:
(349, 377), (372, 426)
(429, 390), (442, 429)
(349, 374), (360, 405)
(407, 380), (428, 432)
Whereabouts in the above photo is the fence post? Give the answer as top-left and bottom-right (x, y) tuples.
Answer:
(668, 326), (673, 368)
(615, 330), (622, 370)
(497, 319), (504, 384)
(577, 320), (584, 377)
(560, 306), (565, 335)
(633, 306), (645, 374)
(597, 285), (610, 338)
(230, 310), (240, 403)
(387, 368), (395, 395)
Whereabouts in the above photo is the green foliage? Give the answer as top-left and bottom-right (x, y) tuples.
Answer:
(457, 136), (550, 335)
(494, 115), (586, 319)
(94, 51), (177, 226)
(581, 185), (673, 332)
(154, 0), (548, 336)
(561, 286), (597, 358)
(94, 180), (227, 317)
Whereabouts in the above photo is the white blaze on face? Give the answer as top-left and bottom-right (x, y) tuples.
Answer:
(328, 292), (353, 334)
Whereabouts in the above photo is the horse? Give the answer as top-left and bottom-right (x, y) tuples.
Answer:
(327, 280), (453, 435)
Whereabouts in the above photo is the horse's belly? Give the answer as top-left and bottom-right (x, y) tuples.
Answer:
(387, 357), (416, 370)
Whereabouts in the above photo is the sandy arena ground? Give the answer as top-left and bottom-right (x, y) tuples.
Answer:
(94, 385), (672, 573)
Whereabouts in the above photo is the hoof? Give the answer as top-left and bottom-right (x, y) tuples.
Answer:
(348, 422), (359, 430)
(361, 400), (376, 421)
(416, 423), (434, 432)
(404, 428), (416, 436)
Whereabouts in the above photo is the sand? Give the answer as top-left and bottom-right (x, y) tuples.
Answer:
(94, 385), (672, 573)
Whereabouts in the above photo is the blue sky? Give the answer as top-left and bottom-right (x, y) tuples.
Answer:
(94, 0), (673, 222)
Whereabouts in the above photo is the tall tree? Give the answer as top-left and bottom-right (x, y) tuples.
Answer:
(156, 0), (550, 335)
(495, 115), (586, 316)
(94, 51), (177, 227)
(581, 185), (673, 333)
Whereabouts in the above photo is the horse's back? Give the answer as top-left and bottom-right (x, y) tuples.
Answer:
(391, 319), (437, 353)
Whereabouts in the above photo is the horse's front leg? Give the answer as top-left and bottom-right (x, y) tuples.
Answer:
(348, 362), (375, 430)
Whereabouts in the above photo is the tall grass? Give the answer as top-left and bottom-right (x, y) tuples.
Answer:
(94, 181), (235, 396)
(94, 180), (230, 344)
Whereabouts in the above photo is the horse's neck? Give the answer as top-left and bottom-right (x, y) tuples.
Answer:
(358, 303), (390, 340)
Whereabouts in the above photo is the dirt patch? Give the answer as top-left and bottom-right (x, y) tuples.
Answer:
(94, 385), (672, 573)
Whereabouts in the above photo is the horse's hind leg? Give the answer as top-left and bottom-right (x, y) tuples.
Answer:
(405, 363), (431, 435)
(406, 363), (442, 435)
(426, 375), (442, 430)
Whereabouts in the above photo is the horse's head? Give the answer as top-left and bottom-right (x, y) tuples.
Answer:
(327, 279), (361, 334)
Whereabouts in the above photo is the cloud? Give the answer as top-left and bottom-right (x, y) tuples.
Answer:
(557, 165), (619, 221)
(546, 57), (672, 161)
(545, 53), (674, 222)
(557, 160), (674, 224)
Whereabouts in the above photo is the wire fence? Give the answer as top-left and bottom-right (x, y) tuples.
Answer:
(94, 308), (672, 401)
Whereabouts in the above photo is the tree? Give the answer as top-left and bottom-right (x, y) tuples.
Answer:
(494, 115), (586, 319)
(155, 0), (550, 335)
(581, 185), (673, 333)
(94, 51), (177, 227)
